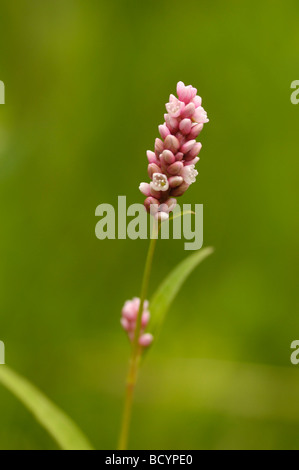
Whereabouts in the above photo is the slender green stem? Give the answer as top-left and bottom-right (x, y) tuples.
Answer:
(118, 219), (159, 450)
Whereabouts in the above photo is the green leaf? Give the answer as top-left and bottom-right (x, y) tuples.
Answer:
(0, 365), (94, 450)
(149, 247), (214, 336)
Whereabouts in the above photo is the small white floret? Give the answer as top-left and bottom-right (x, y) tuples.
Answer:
(150, 173), (169, 192)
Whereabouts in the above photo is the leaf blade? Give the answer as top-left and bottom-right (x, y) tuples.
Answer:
(149, 247), (214, 335)
(0, 365), (94, 450)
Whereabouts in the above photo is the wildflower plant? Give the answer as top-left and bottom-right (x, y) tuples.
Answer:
(0, 81), (213, 451)
(118, 82), (213, 449)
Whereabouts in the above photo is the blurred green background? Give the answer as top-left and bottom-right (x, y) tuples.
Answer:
(0, 0), (299, 450)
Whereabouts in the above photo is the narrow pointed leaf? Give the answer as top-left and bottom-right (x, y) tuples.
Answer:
(0, 365), (94, 450)
(149, 247), (214, 335)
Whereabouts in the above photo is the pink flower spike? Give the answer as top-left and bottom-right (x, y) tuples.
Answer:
(139, 333), (154, 348)
(140, 81), (208, 217)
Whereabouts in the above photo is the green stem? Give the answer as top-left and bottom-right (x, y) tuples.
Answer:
(118, 219), (159, 450)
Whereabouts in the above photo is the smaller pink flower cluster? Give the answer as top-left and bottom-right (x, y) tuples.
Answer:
(139, 81), (209, 220)
(120, 297), (153, 348)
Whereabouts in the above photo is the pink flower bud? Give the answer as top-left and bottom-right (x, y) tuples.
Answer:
(149, 186), (162, 198)
(148, 163), (161, 178)
(181, 139), (196, 154)
(144, 196), (159, 213)
(139, 182), (151, 196)
(164, 135), (180, 153)
(176, 81), (187, 101)
(165, 197), (177, 212)
(192, 95), (202, 107)
(167, 161), (183, 175)
(146, 150), (158, 164)
(185, 156), (200, 166)
(155, 138), (164, 156)
(122, 303), (137, 321)
(179, 118), (192, 135)
(188, 123), (203, 139)
(169, 176), (184, 188)
(158, 123), (170, 139)
(158, 199), (176, 215)
(175, 132), (185, 146)
(187, 142), (202, 158)
(181, 102), (195, 119)
(160, 149), (175, 165)
(175, 152), (184, 161)
(121, 298), (153, 346)
(176, 82), (197, 104)
(185, 86), (197, 103)
(139, 333), (154, 347)
(165, 114), (179, 132)
(170, 181), (190, 197)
